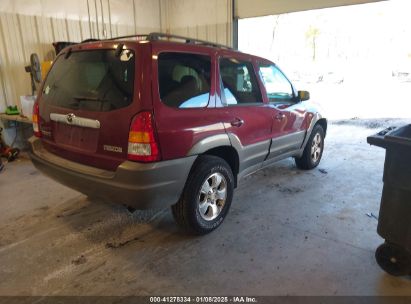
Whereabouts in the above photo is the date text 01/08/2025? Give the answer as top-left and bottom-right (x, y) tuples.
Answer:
(149, 296), (258, 303)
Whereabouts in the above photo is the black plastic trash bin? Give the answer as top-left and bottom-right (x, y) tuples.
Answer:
(367, 124), (411, 276)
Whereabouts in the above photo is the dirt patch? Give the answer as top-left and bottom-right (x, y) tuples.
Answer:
(72, 255), (87, 265)
(272, 183), (304, 194)
(56, 205), (88, 218)
(105, 236), (144, 249)
(319, 168), (328, 174)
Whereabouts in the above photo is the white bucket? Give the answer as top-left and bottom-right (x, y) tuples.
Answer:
(20, 95), (36, 120)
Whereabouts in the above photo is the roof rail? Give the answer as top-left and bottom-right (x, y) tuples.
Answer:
(104, 34), (148, 41)
(104, 32), (233, 50)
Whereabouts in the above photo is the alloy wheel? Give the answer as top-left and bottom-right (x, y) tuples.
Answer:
(311, 133), (322, 163)
(198, 172), (227, 221)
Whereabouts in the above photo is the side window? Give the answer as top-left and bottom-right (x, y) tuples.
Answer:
(219, 58), (263, 106)
(158, 52), (211, 108)
(259, 65), (294, 102)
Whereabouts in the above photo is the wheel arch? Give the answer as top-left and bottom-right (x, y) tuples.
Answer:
(201, 146), (240, 188)
(316, 118), (328, 137)
(187, 134), (240, 188)
(297, 114), (327, 157)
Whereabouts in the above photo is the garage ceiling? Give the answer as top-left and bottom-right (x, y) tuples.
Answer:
(235, 0), (387, 18)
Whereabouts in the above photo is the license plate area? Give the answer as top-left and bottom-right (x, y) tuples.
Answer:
(53, 123), (99, 152)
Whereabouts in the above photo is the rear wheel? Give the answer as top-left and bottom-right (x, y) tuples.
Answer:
(375, 242), (411, 276)
(295, 124), (325, 170)
(171, 155), (234, 235)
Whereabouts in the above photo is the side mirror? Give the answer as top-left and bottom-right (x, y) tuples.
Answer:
(298, 90), (310, 102)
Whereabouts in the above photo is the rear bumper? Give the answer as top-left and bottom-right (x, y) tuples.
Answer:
(28, 137), (196, 209)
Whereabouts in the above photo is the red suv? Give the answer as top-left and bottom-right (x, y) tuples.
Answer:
(29, 33), (327, 234)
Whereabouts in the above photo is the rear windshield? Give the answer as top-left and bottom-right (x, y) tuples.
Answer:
(41, 49), (135, 112)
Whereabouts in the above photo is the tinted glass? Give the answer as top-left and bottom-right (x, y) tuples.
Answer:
(219, 58), (262, 105)
(158, 52), (211, 108)
(259, 65), (294, 102)
(41, 50), (135, 112)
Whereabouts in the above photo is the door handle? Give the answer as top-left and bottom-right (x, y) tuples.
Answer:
(275, 113), (286, 120)
(231, 118), (244, 127)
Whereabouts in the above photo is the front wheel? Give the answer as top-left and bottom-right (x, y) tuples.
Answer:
(295, 124), (325, 170)
(171, 155), (234, 235)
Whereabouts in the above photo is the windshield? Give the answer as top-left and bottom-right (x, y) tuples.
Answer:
(41, 49), (135, 112)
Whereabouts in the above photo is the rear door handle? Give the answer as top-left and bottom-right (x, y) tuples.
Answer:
(231, 118), (244, 127)
(275, 113), (286, 120)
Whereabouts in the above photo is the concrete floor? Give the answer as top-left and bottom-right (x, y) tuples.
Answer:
(1, 120), (411, 296)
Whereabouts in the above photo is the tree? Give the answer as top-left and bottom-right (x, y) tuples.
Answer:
(269, 15), (281, 62)
(306, 26), (320, 61)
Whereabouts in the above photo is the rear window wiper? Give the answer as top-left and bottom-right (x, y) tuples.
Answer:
(73, 96), (107, 102)
(71, 96), (115, 111)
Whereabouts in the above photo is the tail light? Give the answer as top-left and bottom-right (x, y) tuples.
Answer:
(32, 101), (42, 137)
(127, 111), (160, 162)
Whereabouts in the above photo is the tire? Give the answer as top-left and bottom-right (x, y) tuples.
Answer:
(171, 155), (234, 235)
(375, 242), (411, 277)
(295, 124), (325, 170)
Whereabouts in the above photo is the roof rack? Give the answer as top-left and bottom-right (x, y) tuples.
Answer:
(103, 32), (233, 50)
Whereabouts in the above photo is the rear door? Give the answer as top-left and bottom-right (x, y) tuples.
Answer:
(38, 43), (146, 171)
(257, 63), (308, 158)
(150, 43), (226, 161)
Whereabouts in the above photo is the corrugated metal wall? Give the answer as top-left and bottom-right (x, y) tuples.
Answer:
(0, 0), (162, 112)
(166, 0), (233, 47)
